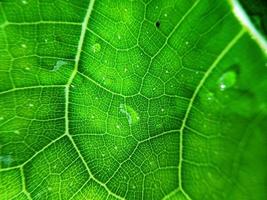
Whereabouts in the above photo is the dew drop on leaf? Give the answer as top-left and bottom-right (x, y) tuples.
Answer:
(21, 44), (27, 48)
(21, 0), (28, 5)
(52, 60), (67, 71)
(119, 104), (139, 125)
(0, 155), (13, 166)
(218, 70), (237, 91)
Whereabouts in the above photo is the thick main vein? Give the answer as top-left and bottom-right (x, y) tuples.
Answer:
(64, 0), (124, 199)
(177, 28), (246, 199)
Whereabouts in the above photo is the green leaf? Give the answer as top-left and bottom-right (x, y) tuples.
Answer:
(0, 0), (267, 199)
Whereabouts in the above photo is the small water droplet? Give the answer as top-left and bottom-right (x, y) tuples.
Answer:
(119, 104), (139, 125)
(92, 43), (101, 53)
(114, 146), (118, 150)
(0, 116), (4, 121)
(185, 41), (189, 45)
(44, 39), (48, 43)
(22, 0), (28, 5)
(206, 92), (214, 101)
(118, 35), (121, 40)
(155, 6), (158, 9)
(116, 124), (120, 129)
(164, 13), (168, 17)
(14, 130), (20, 134)
(29, 103), (34, 107)
(218, 70), (237, 91)
(21, 44), (27, 48)
(52, 60), (67, 71)
(161, 108), (164, 112)
(25, 67), (30, 71)
(0, 155), (13, 166)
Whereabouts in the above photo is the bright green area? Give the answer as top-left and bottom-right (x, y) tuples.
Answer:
(0, 0), (267, 200)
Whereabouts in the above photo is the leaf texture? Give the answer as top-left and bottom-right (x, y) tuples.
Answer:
(0, 0), (267, 200)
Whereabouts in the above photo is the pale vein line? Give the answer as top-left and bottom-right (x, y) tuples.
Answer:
(177, 28), (246, 199)
(20, 167), (32, 200)
(0, 21), (81, 29)
(63, 0), (124, 199)
(0, 85), (65, 95)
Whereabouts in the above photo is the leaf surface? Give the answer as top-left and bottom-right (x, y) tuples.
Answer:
(0, 0), (267, 199)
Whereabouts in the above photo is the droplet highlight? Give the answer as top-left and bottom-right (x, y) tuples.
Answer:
(218, 70), (237, 91)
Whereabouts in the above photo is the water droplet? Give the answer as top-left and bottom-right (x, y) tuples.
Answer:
(21, 44), (27, 48)
(44, 39), (48, 43)
(124, 8), (128, 12)
(164, 13), (168, 17)
(161, 108), (164, 112)
(155, 6), (158, 9)
(185, 41), (189, 45)
(119, 104), (139, 125)
(14, 130), (20, 134)
(52, 60), (67, 71)
(0, 116), (4, 121)
(92, 43), (101, 53)
(116, 124), (120, 129)
(218, 70), (237, 91)
(22, 0), (28, 5)
(114, 146), (118, 150)
(206, 92), (214, 101)
(0, 155), (13, 166)
(118, 35), (121, 40)
(25, 67), (30, 71)
(29, 103), (34, 107)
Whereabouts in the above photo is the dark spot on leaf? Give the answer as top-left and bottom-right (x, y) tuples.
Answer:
(156, 21), (160, 28)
